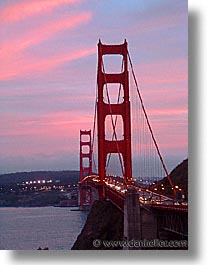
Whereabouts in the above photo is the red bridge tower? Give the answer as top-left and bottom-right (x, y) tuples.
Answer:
(79, 130), (92, 209)
(97, 40), (132, 199)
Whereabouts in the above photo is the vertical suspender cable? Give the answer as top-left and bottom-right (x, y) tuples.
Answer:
(91, 83), (98, 173)
(127, 51), (175, 194)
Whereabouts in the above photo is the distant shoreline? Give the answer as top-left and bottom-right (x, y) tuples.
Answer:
(0, 189), (78, 208)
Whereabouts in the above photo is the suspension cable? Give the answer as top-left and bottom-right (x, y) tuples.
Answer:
(127, 51), (174, 191)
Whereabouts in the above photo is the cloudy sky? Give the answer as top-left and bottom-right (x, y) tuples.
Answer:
(0, 0), (187, 174)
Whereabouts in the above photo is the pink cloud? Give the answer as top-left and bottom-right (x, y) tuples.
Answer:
(129, 59), (188, 125)
(0, 111), (92, 137)
(147, 108), (187, 117)
(0, 46), (95, 80)
(150, 119), (187, 152)
(139, 87), (187, 99)
(1, 12), (91, 56)
(135, 58), (188, 87)
(0, 11), (93, 81)
(0, 0), (83, 23)
(0, 111), (92, 156)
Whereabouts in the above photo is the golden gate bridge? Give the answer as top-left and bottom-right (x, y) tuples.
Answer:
(78, 40), (187, 241)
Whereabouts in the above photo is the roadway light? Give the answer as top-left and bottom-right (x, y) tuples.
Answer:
(175, 185), (179, 189)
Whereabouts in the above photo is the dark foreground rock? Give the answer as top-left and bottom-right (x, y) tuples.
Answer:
(71, 200), (123, 250)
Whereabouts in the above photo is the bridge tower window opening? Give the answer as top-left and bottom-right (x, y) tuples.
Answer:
(82, 145), (90, 154)
(81, 134), (90, 143)
(103, 83), (124, 104)
(102, 54), (123, 74)
(105, 114), (124, 141)
(82, 157), (90, 168)
(106, 153), (125, 179)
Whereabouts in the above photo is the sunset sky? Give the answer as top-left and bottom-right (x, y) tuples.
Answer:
(0, 0), (188, 174)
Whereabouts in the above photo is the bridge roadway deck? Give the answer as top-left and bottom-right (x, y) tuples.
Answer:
(80, 177), (188, 213)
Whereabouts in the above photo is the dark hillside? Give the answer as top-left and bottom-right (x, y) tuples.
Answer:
(151, 159), (188, 199)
